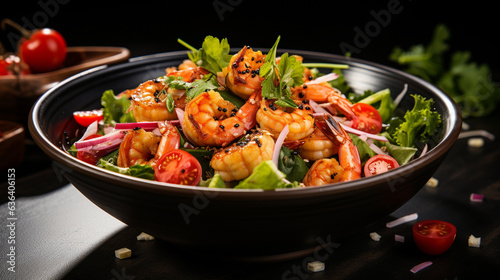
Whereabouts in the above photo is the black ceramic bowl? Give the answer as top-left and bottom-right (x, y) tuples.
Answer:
(29, 50), (461, 261)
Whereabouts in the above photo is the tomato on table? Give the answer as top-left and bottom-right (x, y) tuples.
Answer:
(351, 103), (383, 134)
(364, 154), (399, 177)
(73, 110), (103, 127)
(413, 220), (456, 255)
(154, 150), (202, 186)
(76, 134), (107, 165)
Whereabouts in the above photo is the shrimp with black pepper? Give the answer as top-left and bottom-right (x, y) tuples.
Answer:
(182, 89), (262, 147)
(210, 129), (275, 181)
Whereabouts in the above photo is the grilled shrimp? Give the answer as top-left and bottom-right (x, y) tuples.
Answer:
(210, 129), (274, 181)
(302, 115), (361, 186)
(220, 46), (266, 100)
(124, 80), (184, 122)
(299, 127), (339, 161)
(256, 99), (315, 141)
(117, 121), (180, 168)
(182, 89), (262, 147)
(292, 83), (357, 120)
(166, 59), (209, 82)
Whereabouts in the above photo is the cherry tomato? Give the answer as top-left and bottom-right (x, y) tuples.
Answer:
(20, 28), (67, 73)
(351, 103), (383, 134)
(413, 220), (456, 255)
(0, 55), (30, 76)
(73, 110), (103, 127)
(154, 150), (202, 186)
(0, 59), (10, 75)
(364, 154), (400, 177)
(76, 134), (107, 165)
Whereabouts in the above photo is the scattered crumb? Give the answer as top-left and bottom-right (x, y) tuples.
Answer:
(461, 121), (470, 131)
(115, 248), (132, 259)
(369, 232), (381, 241)
(426, 177), (439, 188)
(307, 261), (325, 272)
(394, 234), (405, 243)
(137, 232), (155, 241)
(470, 193), (484, 203)
(468, 235), (481, 248)
(468, 138), (484, 148)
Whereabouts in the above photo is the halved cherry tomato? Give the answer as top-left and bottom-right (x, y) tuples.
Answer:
(154, 150), (202, 186)
(413, 220), (456, 255)
(351, 103), (383, 134)
(76, 134), (107, 165)
(364, 154), (399, 177)
(20, 28), (67, 73)
(73, 110), (103, 127)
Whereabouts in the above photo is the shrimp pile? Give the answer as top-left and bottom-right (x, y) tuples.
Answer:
(106, 43), (369, 188)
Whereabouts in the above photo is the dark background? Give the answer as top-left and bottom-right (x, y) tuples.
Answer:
(1, 0), (498, 77)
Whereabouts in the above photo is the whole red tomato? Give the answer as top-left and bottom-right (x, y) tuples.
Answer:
(20, 28), (67, 73)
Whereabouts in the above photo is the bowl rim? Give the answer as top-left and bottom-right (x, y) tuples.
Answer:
(29, 50), (462, 200)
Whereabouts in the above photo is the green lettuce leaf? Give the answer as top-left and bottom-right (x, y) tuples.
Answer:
(200, 174), (226, 188)
(278, 147), (309, 182)
(392, 94), (441, 147)
(101, 90), (136, 125)
(98, 159), (155, 180)
(356, 88), (395, 122)
(234, 160), (293, 190)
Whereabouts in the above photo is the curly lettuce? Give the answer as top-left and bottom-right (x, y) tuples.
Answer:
(392, 94), (441, 147)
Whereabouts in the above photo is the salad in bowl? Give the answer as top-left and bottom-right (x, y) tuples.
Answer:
(67, 35), (442, 190)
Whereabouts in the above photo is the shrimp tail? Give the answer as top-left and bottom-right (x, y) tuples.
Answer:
(315, 114), (361, 182)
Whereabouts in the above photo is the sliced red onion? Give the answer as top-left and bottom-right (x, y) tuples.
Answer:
(305, 73), (339, 85)
(386, 213), (418, 228)
(115, 121), (160, 130)
(394, 83), (408, 107)
(394, 234), (405, 243)
(77, 120), (98, 142)
(342, 124), (389, 142)
(75, 130), (126, 150)
(367, 139), (387, 155)
(470, 193), (484, 202)
(309, 100), (329, 115)
(458, 130), (495, 141)
(410, 261), (432, 273)
(175, 108), (197, 145)
(272, 125), (289, 167)
(418, 144), (428, 158)
(103, 125), (114, 135)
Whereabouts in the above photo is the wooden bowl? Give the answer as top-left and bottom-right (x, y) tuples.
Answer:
(0, 121), (25, 170)
(0, 46), (130, 127)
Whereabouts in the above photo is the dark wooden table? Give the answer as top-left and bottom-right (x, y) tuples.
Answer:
(1, 108), (500, 280)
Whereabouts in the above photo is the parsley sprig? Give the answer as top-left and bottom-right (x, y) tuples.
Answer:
(259, 36), (304, 108)
(178, 36), (231, 75)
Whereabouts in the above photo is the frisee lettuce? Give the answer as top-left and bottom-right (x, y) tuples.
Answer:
(101, 90), (135, 125)
(234, 160), (298, 190)
(392, 94), (441, 147)
(98, 159), (155, 180)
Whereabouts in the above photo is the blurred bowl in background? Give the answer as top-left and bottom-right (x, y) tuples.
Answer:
(0, 121), (25, 170)
(0, 46), (130, 128)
